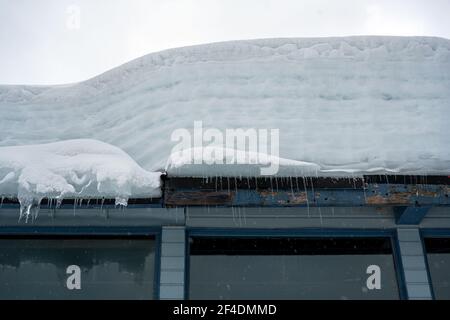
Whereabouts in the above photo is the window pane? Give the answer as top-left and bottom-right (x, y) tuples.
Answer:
(0, 237), (156, 299)
(424, 238), (450, 299)
(189, 237), (400, 300)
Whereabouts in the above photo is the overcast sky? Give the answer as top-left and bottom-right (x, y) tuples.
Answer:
(1, 0), (449, 85)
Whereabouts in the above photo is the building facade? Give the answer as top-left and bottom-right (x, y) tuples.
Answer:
(0, 175), (449, 300)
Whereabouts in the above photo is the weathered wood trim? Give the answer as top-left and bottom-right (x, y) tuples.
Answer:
(164, 176), (450, 208)
(1, 175), (448, 210)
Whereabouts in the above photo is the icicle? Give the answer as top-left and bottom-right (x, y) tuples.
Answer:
(231, 206), (237, 226)
(56, 198), (62, 209)
(318, 206), (323, 226)
(0, 196), (3, 208)
(289, 176), (295, 198)
(362, 176), (368, 204)
(115, 196), (128, 207)
(309, 176), (315, 202)
(351, 172), (356, 189)
(32, 203), (41, 221)
(237, 206), (242, 227)
(295, 177), (300, 193)
(302, 176), (310, 217)
(19, 204), (32, 223)
(18, 197), (42, 223)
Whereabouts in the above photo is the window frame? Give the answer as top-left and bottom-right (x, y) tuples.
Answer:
(419, 228), (450, 300)
(0, 226), (161, 300)
(186, 228), (407, 300)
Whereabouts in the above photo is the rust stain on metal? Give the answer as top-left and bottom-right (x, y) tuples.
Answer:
(366, 185), (442, 205)
(415, 189), (439, 197)
(259, 190), (308, 205)
(366, 195), (387, 205)
(288, 192), (308, 204)
(165, 191), (233, 206)
(366, 192), (411, 205)
(259, 191), (279, 197)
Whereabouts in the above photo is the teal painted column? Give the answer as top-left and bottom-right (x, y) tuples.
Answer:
(159, 226), (186, 300)
(397, 228), (433, 300)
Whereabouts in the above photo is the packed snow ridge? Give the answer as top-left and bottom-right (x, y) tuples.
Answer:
(0, 36), (449, 206)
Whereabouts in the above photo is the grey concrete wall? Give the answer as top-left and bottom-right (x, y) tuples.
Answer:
(186, 206), (397, 229)
(0, 207), (185, 226)
(420, 207), (450, 228)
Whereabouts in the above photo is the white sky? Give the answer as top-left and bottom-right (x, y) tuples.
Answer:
(1, 0), (449, 85)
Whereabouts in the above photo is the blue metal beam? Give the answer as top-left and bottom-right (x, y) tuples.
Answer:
(395, 206), (431, 225)
(165, 184), (449, 207)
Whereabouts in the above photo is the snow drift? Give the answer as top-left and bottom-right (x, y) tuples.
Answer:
(0, 139), (161, 219)
(0, 36), (450, 182)
(165, 146), (322, 177)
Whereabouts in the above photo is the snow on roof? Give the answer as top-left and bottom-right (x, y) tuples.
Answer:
(0, 139), (161, 219)
(0, 36), (449, 194)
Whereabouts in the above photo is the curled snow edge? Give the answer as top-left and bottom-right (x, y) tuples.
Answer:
(164, 146), (411, 177)
(0, 139), (161, 220)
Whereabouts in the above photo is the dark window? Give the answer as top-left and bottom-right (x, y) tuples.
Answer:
(424, 237), (450, 299)
(0, 235), (156, 299)
(189, 236), (400, 300)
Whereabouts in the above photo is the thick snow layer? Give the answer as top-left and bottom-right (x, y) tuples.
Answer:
(1, 36), (450, 179)
(0, 139), (161, 219)
(165, 146), (410, 177)
(166, 146), (322, 177)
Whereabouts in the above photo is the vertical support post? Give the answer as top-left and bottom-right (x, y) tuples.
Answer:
(397, 227), (433, 300)
(159, 226), (186, 300)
